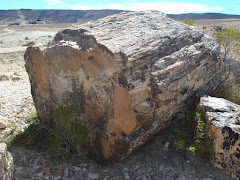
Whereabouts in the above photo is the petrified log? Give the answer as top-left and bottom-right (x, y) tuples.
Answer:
(24, 11), (224, 164)
(198, 95), (240, 180)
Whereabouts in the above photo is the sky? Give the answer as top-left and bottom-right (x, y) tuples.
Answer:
(1, 0), (240, 15)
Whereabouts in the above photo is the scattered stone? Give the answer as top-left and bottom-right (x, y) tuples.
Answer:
(37, 171), (44, 177)
(186, 160), (191, 164)
(63, 167), (69, 178)
(11, 76), (21, 81)
(87, 172), (99, 179)
(201, 178), (214, 180)
(0, 75), (9, 81)
(158, 164), (165, 172)
(54, 176), (62, 180)
(0, 121), (7, 129)
(72, 166), (81, 172)
(0, 143), (14, 180)
(57, 169), (64, 176)
(41, 168), (51, 176)
(82, 168), (87, 172)
(162, 142), (170, 151)
(198, 95), (240, 180)
(123, 167), (129, 172)
(132, 165), (140, 170)
(123, 172), (130, 179)
(13, 72), (20, 76)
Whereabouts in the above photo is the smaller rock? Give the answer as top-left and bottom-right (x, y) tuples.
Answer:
(41, 168), (51, 176)
(186, 160), (191, 164)
(158, 164), (165, 172)
(13, 72), (20, 76)
(0, 121), (7, 129)
(201, 178), (213, 180)
(37, 171), (44, 177)
(0, 75), (9, 81)
(82, 168), (87, 172)
(123, 167), (129, 172)
(123, 172), (130, 179)
(11, 77), (21, 81)
(54, 176), (62, 180)
(57, 169), (64, 176)
(162, 142), (170, 151)
(88, 172), (98, 179)
(132, 165), (139, 170)
(72, 166), (81, 172)
(63, 168), (69, 178)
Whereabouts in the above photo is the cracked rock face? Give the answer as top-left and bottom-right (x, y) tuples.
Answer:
(25, 11), (223, 164)
(198, 96), (240, 179)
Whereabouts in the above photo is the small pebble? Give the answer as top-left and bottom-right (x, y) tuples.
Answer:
(124, 172), (130, 179)
(88, 172), (99, 179)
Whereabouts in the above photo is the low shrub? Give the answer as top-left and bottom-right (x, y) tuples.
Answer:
(13, 105), (92, 161)
(182, 19), (196, 26)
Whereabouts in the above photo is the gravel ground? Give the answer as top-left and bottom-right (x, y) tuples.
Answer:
(0, 23), (234, 180)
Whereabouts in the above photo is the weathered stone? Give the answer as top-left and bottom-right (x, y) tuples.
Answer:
(0, 121), (7, 129)
(0, 143), (14, 180)
(197, 95), (240, 180)
(25, 11), (224, 164)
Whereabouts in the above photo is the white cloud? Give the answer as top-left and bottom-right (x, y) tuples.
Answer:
(45, 0), (64, 5)
(68, 2), (223, 14)
(232, 5), (239, 8)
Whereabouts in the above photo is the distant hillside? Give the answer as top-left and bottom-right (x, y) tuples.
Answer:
(167, 13), (240, 20)
(0, 9), (126, 24)
(0, 10), (240, 24)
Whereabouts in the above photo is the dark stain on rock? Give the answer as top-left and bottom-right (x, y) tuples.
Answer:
(118, 71), (128, 88)
(221, 162), (227, 169)
(222, 126), (239, 150)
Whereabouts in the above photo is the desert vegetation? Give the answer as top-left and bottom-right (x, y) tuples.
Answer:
(182, 19), (196, 26)
(212, 28), (240, 104)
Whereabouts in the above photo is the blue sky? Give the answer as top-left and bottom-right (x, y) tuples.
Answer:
(1, 0), (240, 15)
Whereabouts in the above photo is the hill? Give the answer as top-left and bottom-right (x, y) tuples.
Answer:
(167, 13), (240, 20)
(0, 9), (240, 24)
(0, 9), (126, 24)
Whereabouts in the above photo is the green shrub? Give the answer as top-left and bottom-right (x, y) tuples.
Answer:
(25, 109), (38, 123)
(216, 28), (240, 55)
(182, 19), (196, 26)
(187, 112), (213, 155)
(13, 105), (92, 161)
(47, 105), (92, 159)
(213, 73), (240, 105)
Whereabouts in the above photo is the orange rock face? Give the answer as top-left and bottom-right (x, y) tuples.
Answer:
(25, 11), (224, 164)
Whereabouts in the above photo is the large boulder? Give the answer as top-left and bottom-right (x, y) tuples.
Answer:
(24, 11), (223, 164)
(197, 95), (240, 180)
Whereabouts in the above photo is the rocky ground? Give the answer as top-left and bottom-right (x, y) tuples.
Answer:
(0, 22), (236, 179)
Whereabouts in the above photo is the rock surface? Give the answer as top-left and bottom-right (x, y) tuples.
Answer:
(25, 11), (224, 164)
(0, 143), (14, 180)
(198, 95), (240, 179)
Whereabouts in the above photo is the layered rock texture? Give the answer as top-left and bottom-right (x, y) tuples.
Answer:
(0, 143), (14, 180)
(198, 96), (240, 180)
(25, 11), (224, 164)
